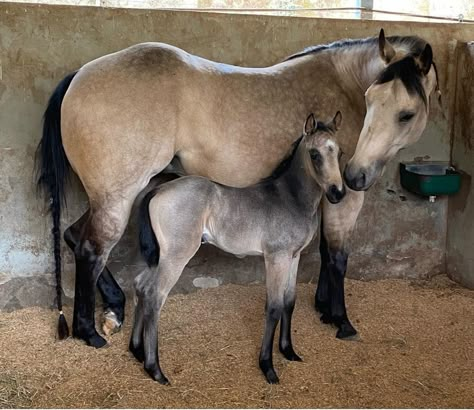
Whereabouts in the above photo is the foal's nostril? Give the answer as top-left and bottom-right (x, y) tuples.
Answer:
(327, 184), (345, 204)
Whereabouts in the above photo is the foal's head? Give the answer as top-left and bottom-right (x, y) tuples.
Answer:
(303, 112), (345, 204)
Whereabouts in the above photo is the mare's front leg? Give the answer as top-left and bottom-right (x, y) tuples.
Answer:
(279, 254), (302, 362)
(315, 189), (364, 339)
(260, 252), (294, 384)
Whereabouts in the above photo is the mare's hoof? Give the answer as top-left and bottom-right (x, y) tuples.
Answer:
(74, 329), (108, 348)
(320, 313), (334, 324)
(336, 322), (358, 340)
(102, 310), (122, 337)
(145, 365), (169, 385)
(129, 340), (145, 363)
(280, 345), (303, 362)
(315, 299), (331, 315)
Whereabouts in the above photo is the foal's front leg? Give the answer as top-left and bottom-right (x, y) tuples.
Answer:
(279, 254), (302, 362)
(316, 190), (364, 339)
(260, 252), (294, 384)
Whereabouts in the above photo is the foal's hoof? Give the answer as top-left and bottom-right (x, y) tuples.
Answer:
(264, 368), (280, 384)
(129, 340), (145, 363)
(102, 310), (122, 337)
(280, 345), (303, 362)
(260, 360), (279, 384)
(74, 329), (108, 348)
(336, 322), (358, 340)
(145, 365), (169, 385)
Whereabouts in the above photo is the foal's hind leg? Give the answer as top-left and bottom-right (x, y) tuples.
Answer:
(279, 254), (302, 362)
(64, 211), (126, 337)
(316, 190), (364, 339)
(71, 200), (133, 347)
(137, 250), (199, 384)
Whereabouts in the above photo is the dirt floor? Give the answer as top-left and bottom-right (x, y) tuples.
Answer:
(0, 276), (473, 408)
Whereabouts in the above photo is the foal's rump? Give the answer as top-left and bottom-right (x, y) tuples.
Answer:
(139, 177), (216, 264)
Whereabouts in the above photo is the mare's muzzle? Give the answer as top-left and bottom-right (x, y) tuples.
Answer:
(326, 184), (346, 204)
(343, 161), (384, 191)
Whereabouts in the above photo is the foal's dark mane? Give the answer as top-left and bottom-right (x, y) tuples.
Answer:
(259, 136), (304, 184)
(260, 121), (335, 184)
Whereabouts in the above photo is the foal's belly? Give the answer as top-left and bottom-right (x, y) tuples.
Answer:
(201, 226), (264, 258)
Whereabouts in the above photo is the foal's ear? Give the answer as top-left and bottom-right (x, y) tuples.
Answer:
(378, 28), (395, 64)
(332, 111), (342, 131)
(416, 43), (433, 75)
(304, 113), (316, 135)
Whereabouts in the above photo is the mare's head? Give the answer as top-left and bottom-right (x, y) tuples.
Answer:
(344, 29), (439, 191)
(303, 111), (345, 204)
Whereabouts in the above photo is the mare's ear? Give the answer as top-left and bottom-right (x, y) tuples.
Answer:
(378, 28), (395, 64)
(417, 44), (433, 75)
(332, 111), (342, 130)
(304, 113), (316, 135)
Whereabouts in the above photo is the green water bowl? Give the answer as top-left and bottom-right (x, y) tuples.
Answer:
(399, 161), (461, 197)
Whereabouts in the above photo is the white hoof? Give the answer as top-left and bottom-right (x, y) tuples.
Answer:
(102, 310), (122, 337)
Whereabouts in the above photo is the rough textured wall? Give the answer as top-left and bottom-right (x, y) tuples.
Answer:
(447, 42), (474, 289)
(1, 2), (473, 309)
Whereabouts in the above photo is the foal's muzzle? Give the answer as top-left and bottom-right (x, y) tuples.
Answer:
(326, 184), (346, 204)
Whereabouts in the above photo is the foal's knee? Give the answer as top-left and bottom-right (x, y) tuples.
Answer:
(266, 302), (284, 322)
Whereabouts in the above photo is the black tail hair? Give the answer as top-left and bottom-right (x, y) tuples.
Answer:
(35, 71), (77, 340)
(139, 189), (160, 267)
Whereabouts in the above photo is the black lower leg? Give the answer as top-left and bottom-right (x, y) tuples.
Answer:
(129, 298), (145, 363)
(315, 223), (331, 320)
(328, 249), (357, 339)
(72, 243), (107, 348)
(97, 266), (126, 324)
(279, 299), (301, 361)
(259, 304), (282, 384)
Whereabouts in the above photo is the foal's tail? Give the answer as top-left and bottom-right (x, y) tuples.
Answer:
(35, 71), (77, 340)
(139, 189), (161, 268)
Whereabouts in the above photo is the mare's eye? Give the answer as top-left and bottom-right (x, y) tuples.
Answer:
(310, 149), (321, 161)
(338, 150), (343, 160)
(399, 111), (415, 123)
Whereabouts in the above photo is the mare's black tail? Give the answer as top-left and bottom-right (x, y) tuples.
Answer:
(139, 189), (160, 267)
(35, 71), (77, 340)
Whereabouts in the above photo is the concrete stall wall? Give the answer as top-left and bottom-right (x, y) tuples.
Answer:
(1, 2), (473, 309)
(447, 42), (474, 290)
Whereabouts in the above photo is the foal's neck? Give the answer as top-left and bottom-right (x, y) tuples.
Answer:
(280, 143), (322, 212)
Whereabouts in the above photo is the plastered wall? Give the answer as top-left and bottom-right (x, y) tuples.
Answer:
(1, 2), (473, 308)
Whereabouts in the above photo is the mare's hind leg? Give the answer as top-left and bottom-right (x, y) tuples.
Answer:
(99, 268), (126, 336)
(260, 252), (294, 384)
(279, 254), (302, 362)
(64, 211), (126, 337)
(71, 200), (134, 348)
(315, 189), (364, 339)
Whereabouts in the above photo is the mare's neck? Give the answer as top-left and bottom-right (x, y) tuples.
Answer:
(278, 45), (384, 154)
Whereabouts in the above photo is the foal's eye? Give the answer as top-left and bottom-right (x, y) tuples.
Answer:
(310, 149), (321, 161)
(399, 111), (415, 123)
